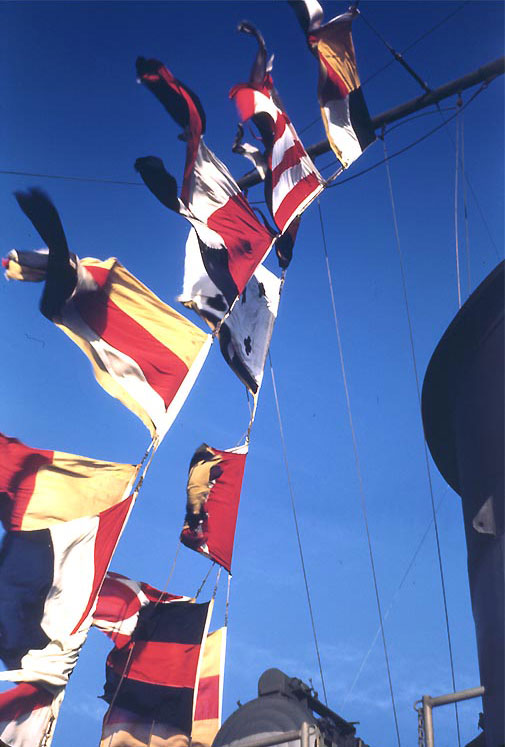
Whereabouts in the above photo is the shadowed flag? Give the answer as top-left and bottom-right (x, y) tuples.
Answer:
(4, 190), (211, 441)
(230, 22), (324, 244)
(181, 442), (247, 572)
(135, 57), (276, 306)
(289, 0), (375, 169)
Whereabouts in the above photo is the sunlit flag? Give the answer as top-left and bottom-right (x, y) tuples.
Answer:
(289, 0), (375, 169)
(0, 683), (64, 747)
(98, 592), (213, 743)
(135, 57), (276, 307)
(93, 574), (225, 747)
(0, 433), (138, 744)
(179, 229), (281, 394)
(230, 22), (324, 237)
(181, 442), (248, 572)
(4, 246), (211, 442)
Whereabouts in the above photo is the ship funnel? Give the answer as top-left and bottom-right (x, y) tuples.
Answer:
(422, 261), (504, 747)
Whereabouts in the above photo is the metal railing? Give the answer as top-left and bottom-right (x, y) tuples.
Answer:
(414, 686), (485, 747)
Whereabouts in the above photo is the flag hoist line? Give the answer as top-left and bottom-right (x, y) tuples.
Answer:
(100, 563), (224, 746)
(382, 138), (462, 747)
(316, 198), (401, 743)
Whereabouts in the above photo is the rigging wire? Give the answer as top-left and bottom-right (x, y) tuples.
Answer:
(268, 351), (328, 706)
(0, 168), (143, 186)
(297, 1), (470, 136)
(317, 106), (458, 175)
(341, 490), (447, 709)
(435, 100), (502, 264)
(361, 2), (470, 86)
(194, 562), (216, 600)
(0, 89), (489, 201)
(224, 573), (232, 626)
(316, 199), (401, 745)
(382, 139), (461, 746)
(358, 10), (429, 93)
(454, 100), (463, 308)
(153, 543), (182, 607)
(460, 113), (472, 294)
(325, 82), (488, 189)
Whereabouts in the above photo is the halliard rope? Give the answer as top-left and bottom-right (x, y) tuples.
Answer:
(316, 199), (402, 745)
(382, 139), (461, 746)
(268, 351), (328, 705)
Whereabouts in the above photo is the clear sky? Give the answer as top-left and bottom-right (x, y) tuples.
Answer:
(1, 1), (504, 745)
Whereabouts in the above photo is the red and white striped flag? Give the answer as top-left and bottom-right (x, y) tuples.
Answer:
(230, 22), (324, 236)
(0, 684), (64, 747)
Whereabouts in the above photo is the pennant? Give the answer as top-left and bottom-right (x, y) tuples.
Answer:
(289, 0), (375, 169)
(0, 433), (137, 689)
(181, 442), (247, 572)
(192, 627), (227, 747)
(93, 571), (188, 649)
(0, 684), (64, 747)
(230, 22), (324, 236)
(100, 599), (213, 737)
(93, 576), (225, 747)
(135, 58), (276, 306)
(5, 191), (211, 440)
(179, 229), (280, 393)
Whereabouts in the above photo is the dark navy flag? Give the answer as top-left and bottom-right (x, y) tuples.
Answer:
(102, 599), (213, 734)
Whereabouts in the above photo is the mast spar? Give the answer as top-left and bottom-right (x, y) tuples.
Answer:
(238, 56), (505, 188)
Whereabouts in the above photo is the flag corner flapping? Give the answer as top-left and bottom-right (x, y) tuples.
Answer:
(181, 441), (248, 572)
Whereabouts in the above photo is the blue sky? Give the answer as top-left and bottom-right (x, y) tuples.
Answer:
(1, 1), (504, 745)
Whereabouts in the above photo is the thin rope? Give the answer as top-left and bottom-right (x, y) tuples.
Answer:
(362, 2), (470, 86)
(0, 168), (143, 186)
(382, 139), (461, 746)
(296, 2), (469, 136)
(461, 113), (472, 295)
(101, 433), (173, 735)
(358, 10), (430, 92)
(268, 351), (328, 705)
(39, 712), (56, 747)
(316, 199), (401, 744)
(317, 107), (458, 177)
(341, 490), (447, 709)
(435, 101), (502, 264)
(224, 573), (232, 626)
(212, 566), (222, 600)
(454, 104), (463, 308)
(326, 83), (489, 189)
(153, 543), (182, 607)
(102, 643), (136, 734)
(195, 562), (216, 600)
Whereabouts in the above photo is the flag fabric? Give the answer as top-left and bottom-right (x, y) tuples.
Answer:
(230, 22), (324, 235)
(179, 229), (281, 393)
(93, 571), (189, 649)
(2, 249), (55, 283)
(93, 575), (225, 747)
(289, 0), (375, 169)
(181, 442), (248, 572)
(192, 627), (226, 747)
(0, 684), (64, 747)
(100, 598), (213, 737)
(3, 249), (211, 440)
(0, 433), (137, 690)
(135, 57), (276, 306)
(99, 707), (190, 747)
